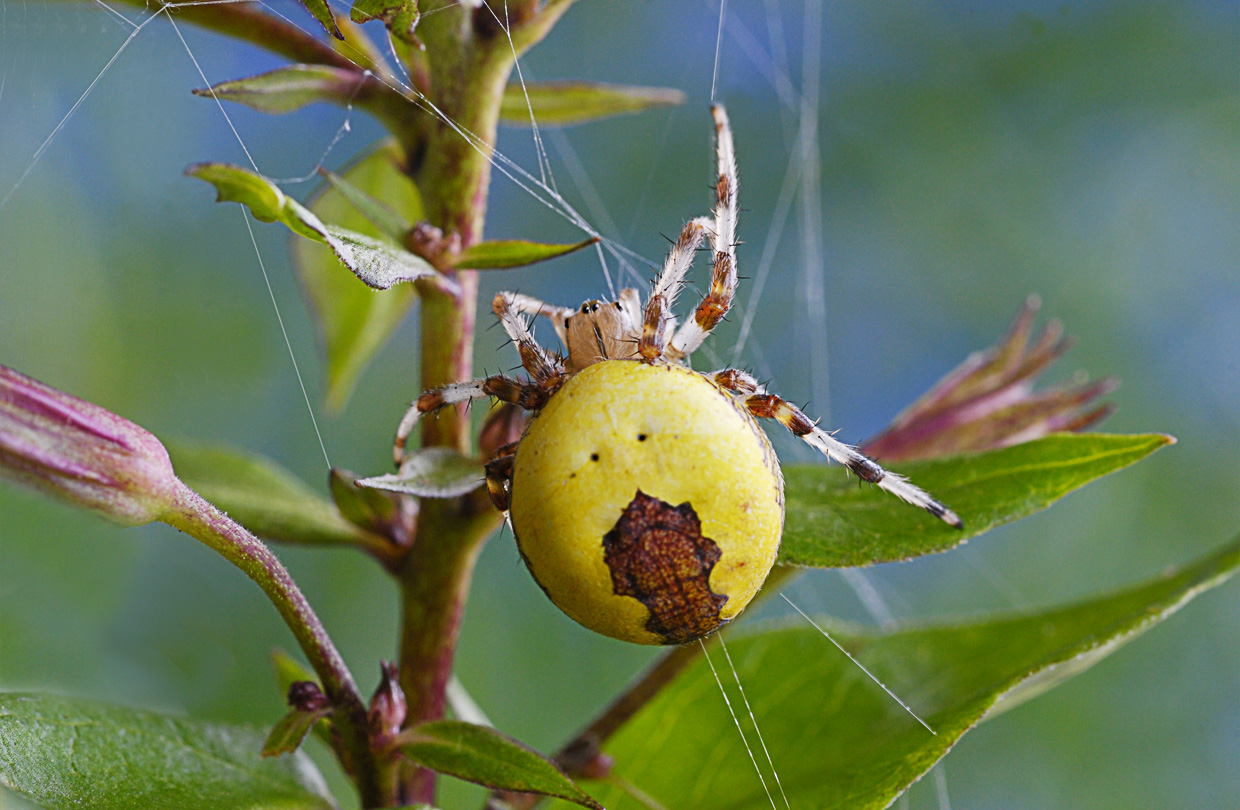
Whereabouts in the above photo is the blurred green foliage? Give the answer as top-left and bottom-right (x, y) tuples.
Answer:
(0, 2), (1236, 808)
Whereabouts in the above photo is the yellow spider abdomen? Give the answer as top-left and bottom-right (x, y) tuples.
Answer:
(509, 360), (784, 645)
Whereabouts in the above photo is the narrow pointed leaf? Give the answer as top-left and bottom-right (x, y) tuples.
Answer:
(0, 693), (334, 810)
(262, 707), (329, 758)
(358, 447), (484, 498)
(188, 162), (436, 289)
(330, 467), (402, 531)
(398, 720), (602, 810)
(291, 140), (424, 412)
(559, 535), (1240, 810)
(500, 81), (685, 127)
(318, 167), (411, 240)
(166, 440), (379, 549)
(272, 649), (320, 697)
(452, 237), (600, 270)
(781, 432), (1173, 568)
(298, 0), (344, 40)
(194, 64), (370, 115)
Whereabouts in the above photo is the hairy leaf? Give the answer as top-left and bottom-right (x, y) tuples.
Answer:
(781, 432), (1173, 568)
(291, 141), (424, 412)
(194, 64), (371, 115)
(0, 693), (334, 810)
(452, 237), (600, 270)
(499, 81), (685, 127)
(559, 535), (1240, 810)
(358, 447), (484, 498)
(398, 720), (601, 809)
(166, 439), (374, 548)
(187, 162), (435, 290)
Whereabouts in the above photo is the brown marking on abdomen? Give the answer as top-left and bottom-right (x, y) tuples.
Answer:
(602, 490), (729, 645)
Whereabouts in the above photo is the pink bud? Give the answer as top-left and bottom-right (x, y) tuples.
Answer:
(0, 365), (178, 525)
(368, 661), (407, 746)
(864, 297), (1116, 462)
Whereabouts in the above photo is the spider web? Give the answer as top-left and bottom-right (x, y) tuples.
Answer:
(0, 1), (966, 807)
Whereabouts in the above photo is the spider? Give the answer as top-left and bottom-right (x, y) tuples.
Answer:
(383, 105), (960, 645)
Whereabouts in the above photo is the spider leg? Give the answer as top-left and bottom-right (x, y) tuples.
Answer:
(505, 292), (577, 346)
(669, 104), (739, 360)
(640, 219), (707, 361)
(744, 391), (963, 527)
(493, 292), (565, 382)
(394, 375), (546, 466)
(709, 367), (763, 396)
(484, 447), (517, 512)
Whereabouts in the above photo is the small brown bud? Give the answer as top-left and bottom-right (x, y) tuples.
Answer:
(287, 680), (330, 714)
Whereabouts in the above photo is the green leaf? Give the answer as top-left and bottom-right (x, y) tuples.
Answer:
(187, 162), (436, 290)
(781, 432), (1173, 568)
(262, 714), (316, 759)
(263, 708), (329, 758)
(330, 468), (403, 533)
(564, 535), (1240, 810)
(272, 649), (320, 697)
(318, 167), (411, 241)
(357, 447), (484, 498)
(500, 81), (685, 127)
(398, 720), (602, 810)
(194, 64), (370, 115)
(298, 0), (344, 41)
(452, 237), (600, 270)
(166, 439), (374, 548)
(291, 140), (424, 412)
(0, 693), (335, 810)
(351, 0), (421, 46)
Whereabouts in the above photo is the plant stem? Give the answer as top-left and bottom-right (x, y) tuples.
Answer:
(163, 480), (383, 806)
(389, 3), (579, 803)
(392, 5), (514, 802)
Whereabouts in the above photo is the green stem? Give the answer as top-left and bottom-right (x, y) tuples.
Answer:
(163, 481), (383, 806)
(388, 3), (580, 803)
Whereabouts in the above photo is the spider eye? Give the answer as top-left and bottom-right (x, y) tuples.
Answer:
(564, 318), (571, 330)
(581, 304), (589, 314)
(591, 303), (599, 313)
(614, 301), (623, 310)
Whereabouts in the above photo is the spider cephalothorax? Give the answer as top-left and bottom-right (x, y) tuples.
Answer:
(384, 105), (960, 645)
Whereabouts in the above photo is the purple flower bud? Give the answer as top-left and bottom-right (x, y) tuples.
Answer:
(368, 661), (407, 746)
(864, 297), (1117, 463)
(287, 680), (331, 714)
(0, 365), (178, 525)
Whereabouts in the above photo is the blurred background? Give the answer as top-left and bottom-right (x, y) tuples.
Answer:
(0, 1), (1236, 808)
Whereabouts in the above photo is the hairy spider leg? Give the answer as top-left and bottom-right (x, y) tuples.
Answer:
(504, 292), (578, 346)
(710, 367), (763, 396)
(742, 391), (963, 527)
(492, 292), (564, 382)
(393, 375), (548, 466)
(670, 103), (740, 359)
(640, 219), (708, 361)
